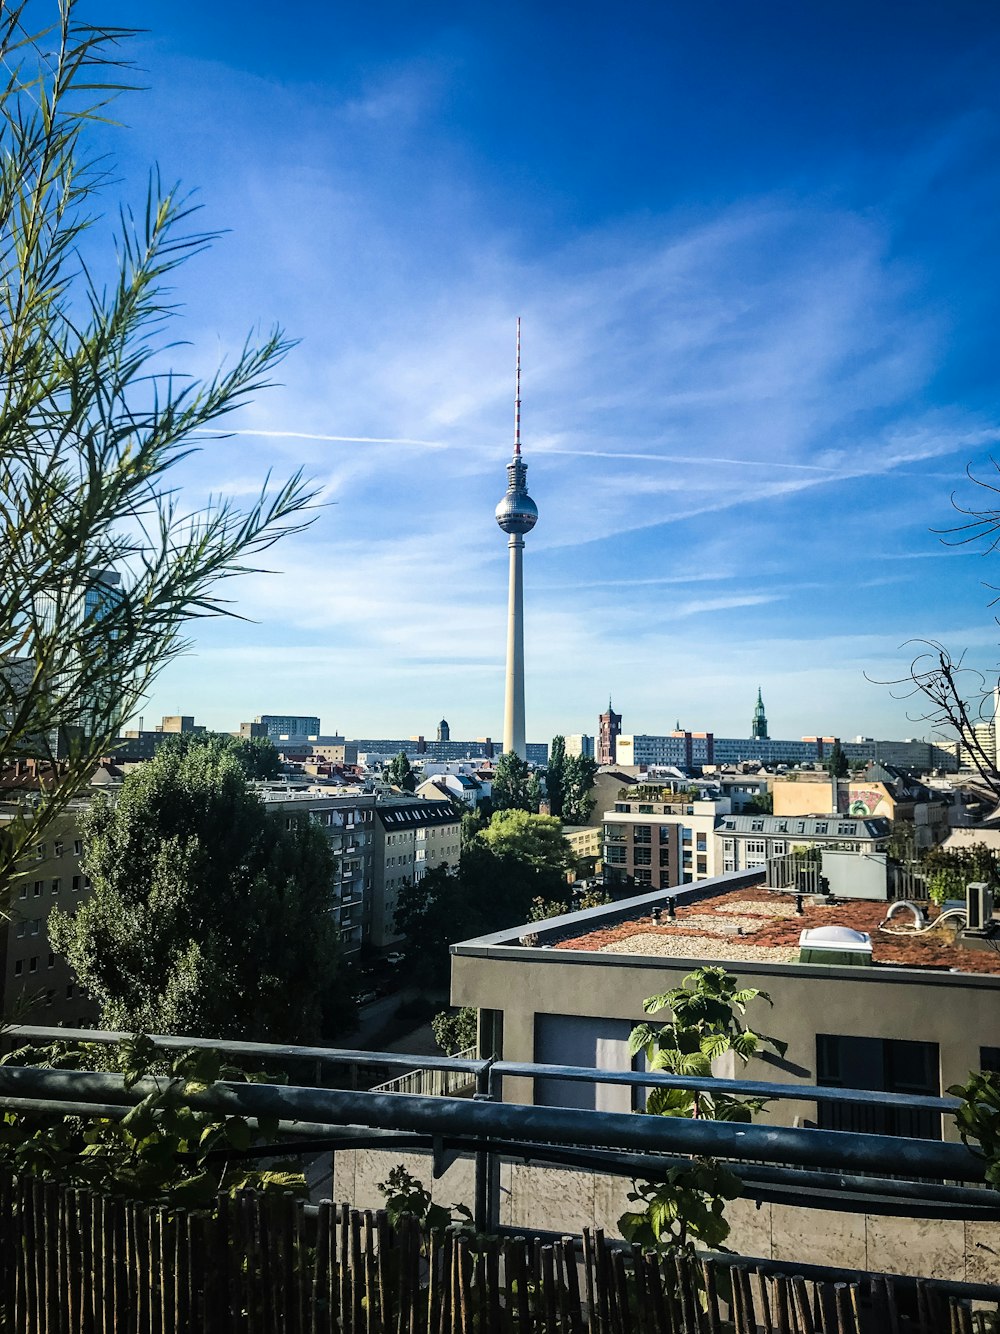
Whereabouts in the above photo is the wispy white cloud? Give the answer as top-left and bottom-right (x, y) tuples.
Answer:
(119, 43), (1000, 740)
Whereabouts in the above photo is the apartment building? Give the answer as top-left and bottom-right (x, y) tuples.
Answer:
(373, 798), (462, 950)
(615, 732), (958, 773)
(0, 803), (98, 1027)
(450, 870), (1000, 1135)
(602, 793), (731, 890)
(717, 812), (891, 872)
(260, 789), (377, 958)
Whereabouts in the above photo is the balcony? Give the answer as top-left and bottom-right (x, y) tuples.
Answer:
(0, 1024), (995, 1329)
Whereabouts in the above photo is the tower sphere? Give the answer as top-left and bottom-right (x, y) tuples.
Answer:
(495, 490), (538, 534)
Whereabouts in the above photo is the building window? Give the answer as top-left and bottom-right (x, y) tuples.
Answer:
(53, 841), (63, 857)
(659, 826), (673, 843)
(696, 835), (707, 852)
(638, 804), (654, 815)
(33, 881), (42, 897)
(659, 847), (671, 867)
(816, 823), (828, 835)
(18, 884), (26, 900)
(634, 848), (651, 867)
(51, 878), (60, 895)
(48, 953), (55, 969)
(634, 869), (652, 885)
(15, 923), (25, 939)
(697, 858), (707, 874)
(35, 844), (45, 860)
(73, 840), (83, 856)
(750, 820), (764, 833)
(605, 824), (626, 843)
(816, 1034), (940, 1138)
(28, 957), (37, 973)
(72, 876), (81, 892)
(14, 960), (22, 977)
(633, 826), (651, 844)
(604, 846), (626, 866)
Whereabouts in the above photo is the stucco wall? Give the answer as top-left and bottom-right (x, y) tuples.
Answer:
(329, 1147), (1000, 1285)
(450, 946), (1000, 1136)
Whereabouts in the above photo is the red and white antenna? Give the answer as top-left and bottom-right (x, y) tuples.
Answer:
(514, 316), (522, 457)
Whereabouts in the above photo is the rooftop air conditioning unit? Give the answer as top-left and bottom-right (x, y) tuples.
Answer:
(799, 925), (873, 967)
(965, 881), (995, 933)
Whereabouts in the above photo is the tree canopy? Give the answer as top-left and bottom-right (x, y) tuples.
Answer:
(476, 810), (572, 881)
(825, 742), (849, 779)
(561, 753), (599, 824)
(491, 753), (534, 812)
(546, 736), (567, 817)
(386, 752), (416, 792)
(49, 743), (351, 1042)
(0, 5), (315, 908)
(159, 732), (282, 781)
(395, 838), (564, 986)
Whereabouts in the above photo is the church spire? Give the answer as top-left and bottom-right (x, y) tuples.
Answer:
(751, 686), (769, 741)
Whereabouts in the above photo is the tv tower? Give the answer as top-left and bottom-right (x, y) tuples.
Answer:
(495, 318), (538, 759)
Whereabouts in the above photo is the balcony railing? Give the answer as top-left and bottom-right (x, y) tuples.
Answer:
(0, 1024), (996, 1327)
(369, 1045), (478, 1097)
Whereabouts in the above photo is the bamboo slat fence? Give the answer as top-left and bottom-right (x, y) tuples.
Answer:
(0, 1174), (994, 1334)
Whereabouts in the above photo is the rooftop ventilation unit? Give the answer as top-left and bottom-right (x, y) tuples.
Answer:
(965, 881), (995, 933)
(799, 925), (873, 967)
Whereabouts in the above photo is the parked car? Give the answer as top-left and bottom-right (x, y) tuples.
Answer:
(353, 990), (378, 1007)
(385, 952), (405, 967)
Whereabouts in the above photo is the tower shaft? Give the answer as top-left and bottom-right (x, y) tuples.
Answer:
(503, 535), (526, 759)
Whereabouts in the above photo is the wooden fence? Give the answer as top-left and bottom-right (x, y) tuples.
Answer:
(0, 1174), (995, 1334)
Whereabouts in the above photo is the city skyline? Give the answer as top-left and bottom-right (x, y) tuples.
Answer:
(88, 2), (1000, 742)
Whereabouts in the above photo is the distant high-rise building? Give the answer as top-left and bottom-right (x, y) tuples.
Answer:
(565, 734), (595, 760)
(751, 687), (769, 741)
(598, 699), (622, 766)
(32, 568), (125, 754)
(254, 714), (320, 739)
(495, 319), (538, 760)
(437, 718), (450, 742)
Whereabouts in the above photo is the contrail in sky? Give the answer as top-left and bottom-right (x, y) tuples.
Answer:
(227, 429), (445, 447)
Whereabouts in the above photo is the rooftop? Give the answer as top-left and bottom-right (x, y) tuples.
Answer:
(549, 881), (1000, 974)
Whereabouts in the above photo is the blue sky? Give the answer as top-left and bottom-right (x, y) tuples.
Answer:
(80, 1), (1000, 743)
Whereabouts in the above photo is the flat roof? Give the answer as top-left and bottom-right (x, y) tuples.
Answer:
(550, 883), (1000, 975)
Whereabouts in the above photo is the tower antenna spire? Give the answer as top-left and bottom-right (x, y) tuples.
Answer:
(514, 316), (522, 457)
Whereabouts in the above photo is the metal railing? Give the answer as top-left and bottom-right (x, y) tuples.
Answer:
(0, 1025), (990, 1242)
(370, 1046), (477, 1096)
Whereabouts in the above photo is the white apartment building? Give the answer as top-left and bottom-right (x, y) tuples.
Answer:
(373, 798), (463, 950)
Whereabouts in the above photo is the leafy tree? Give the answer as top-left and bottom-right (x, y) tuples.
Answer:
(491, 752), (533, 811)
(546, 735), (567, 818)
(526, 772), (543, 813)
(561, 753), (599, 824)
(527, 895), (571, 921)
(747, 790), (773, 814)
(460, 806), (486, 845)
(922, 843), (1000, 906)
(49, 743), (351, 1042)
(0, 1035), (305, 1205)
(619, 967), (786, 1256)
(476, 810), (572, 882)
(395, 841), (554, 985)
(825, 741), (849, 779)
(431, 1006), (478, 1056)
(159, 731), (282, 781)
(948, 1069), (1000, 1188)
(0, 6), (315, 906)
(386, 751), (416, 792)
